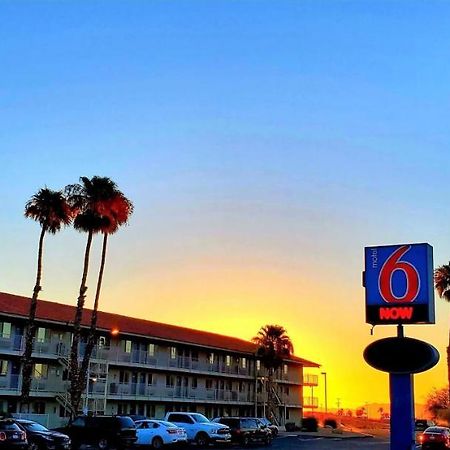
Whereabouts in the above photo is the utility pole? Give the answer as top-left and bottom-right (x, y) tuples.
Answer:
(321, 372), (328, 413)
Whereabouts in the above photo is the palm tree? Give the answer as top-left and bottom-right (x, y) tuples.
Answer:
(252, 325), (293, 422)
(21, 188), (73, 404)
(434, 264), (450, 401)
(66, 176), (132, 414)
(77, 191), (133, 410)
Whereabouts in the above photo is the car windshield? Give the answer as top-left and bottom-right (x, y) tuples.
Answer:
(191, 414), (210, 423)
(22, 422), (49, 432)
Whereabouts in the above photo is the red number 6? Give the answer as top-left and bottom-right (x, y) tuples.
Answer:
(378, 245), (420, 303)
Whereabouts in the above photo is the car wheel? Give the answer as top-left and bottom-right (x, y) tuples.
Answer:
(195, 432), (209, 448)
(152, 436), (164, 449)
(98, 437), (110, 450)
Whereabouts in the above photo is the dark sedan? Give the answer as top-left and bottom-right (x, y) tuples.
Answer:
(420, 426), (450, 449)
(16, 420), (71, 450)
(0, 419), (28, 449)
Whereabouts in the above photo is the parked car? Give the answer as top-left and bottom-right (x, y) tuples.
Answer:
(419, 426), (450, 449)
(257, 418), (278, 437)
(163, 412), (231, 447)
(0, 419), (28, 449)
(416, 419), (437, 431)
(15, 419), (71, 450)
(54, 415), (136, 449)
(212, 417), (272, 446)
(135, 419), (187, 448)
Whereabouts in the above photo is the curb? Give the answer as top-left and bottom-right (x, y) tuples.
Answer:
(279, 431), (374, 440)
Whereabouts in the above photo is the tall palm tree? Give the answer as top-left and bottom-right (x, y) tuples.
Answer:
(65, 176), (132, 414)
(21, 188), (73, 404)
(252, 325), (293, 422)
(434, 264), (450, 401)
(77, 191), (133, 410)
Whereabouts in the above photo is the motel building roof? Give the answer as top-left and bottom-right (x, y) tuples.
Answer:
(0, 292), (319, 368)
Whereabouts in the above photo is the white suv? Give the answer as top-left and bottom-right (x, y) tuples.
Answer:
(164, 412), (231, 447)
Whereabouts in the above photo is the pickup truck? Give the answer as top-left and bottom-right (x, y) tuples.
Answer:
(164, 412), (231, 447)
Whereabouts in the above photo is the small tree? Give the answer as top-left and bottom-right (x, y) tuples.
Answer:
(425, 387), (449, 420)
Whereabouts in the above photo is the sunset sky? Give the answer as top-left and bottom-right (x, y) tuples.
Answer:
(2, 0), (450, 411)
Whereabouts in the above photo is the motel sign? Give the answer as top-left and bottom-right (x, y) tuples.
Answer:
(364, 243), (435, 325)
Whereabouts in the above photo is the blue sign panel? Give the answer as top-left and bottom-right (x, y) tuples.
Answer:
(364, 243), (434, 325)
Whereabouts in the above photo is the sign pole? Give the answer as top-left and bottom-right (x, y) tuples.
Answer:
(389, 373), (415, 450)
(389, 325), (415, 450)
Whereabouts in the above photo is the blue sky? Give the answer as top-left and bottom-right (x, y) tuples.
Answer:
(2, 0), (450, 407)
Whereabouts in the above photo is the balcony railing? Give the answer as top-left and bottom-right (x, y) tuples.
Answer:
(82, 345), (252, 377)
(303, 396), (319, 408)
(0, 336), (302, 384)
(0, 374), (67, 394)
(107, 382), (253, 403)
(303, 374), (318, 386)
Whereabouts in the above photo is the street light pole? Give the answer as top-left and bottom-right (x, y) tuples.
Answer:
(321, 372), (328, 413)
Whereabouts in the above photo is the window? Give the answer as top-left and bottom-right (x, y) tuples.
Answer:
(32, 402), (45, 414)
(283, 364), (288, 375)
(170, 347), (177, 359)
(208, 352), (214, 364)
(284, 386), (290, 395)
(148, 343), (155, 356)
(226, 380), (232, 391)
(206, 379), (213, 390)
(37, 327), (46, 343)
(191, 350), (198, 361)
(238, 381), (244, 392)
(166, 375), (174, 387)
(0, 322), (11, 339)
(168, 414), (193, 424)
(225, 355), (231, 367)
(192, 377), (198, 389)
(147, 373), (153, 385)
(33, 364), (48, 379)
(119, 371), (130, 383)
(256, 360), (261, 371)
(123, 340), (132, 353)
(241, 357), (246, 369)
(147, 404), (155, 418)
(71, 417), (86, 428)
(0, 360), (8, 376)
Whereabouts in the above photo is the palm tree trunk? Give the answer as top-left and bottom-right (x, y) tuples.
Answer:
(447, 338), (450, 404)
(21, 226), (46, 405)
(69, 229), (93, 415)
(79, 233), (108, 401)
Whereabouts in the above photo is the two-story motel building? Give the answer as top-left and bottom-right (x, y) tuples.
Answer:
(0, 292), (319, 428)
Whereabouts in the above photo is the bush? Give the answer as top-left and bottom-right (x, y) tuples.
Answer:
(301, 417), (318, 432)
(324, 418), (337, 429)
(285, 422), (297, 432)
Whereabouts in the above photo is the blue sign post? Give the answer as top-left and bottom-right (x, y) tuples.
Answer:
(363, 243), (437, 450)
(390, 373), (415, 450)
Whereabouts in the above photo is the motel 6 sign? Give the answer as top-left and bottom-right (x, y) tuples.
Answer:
(364, 243), (435, 325)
